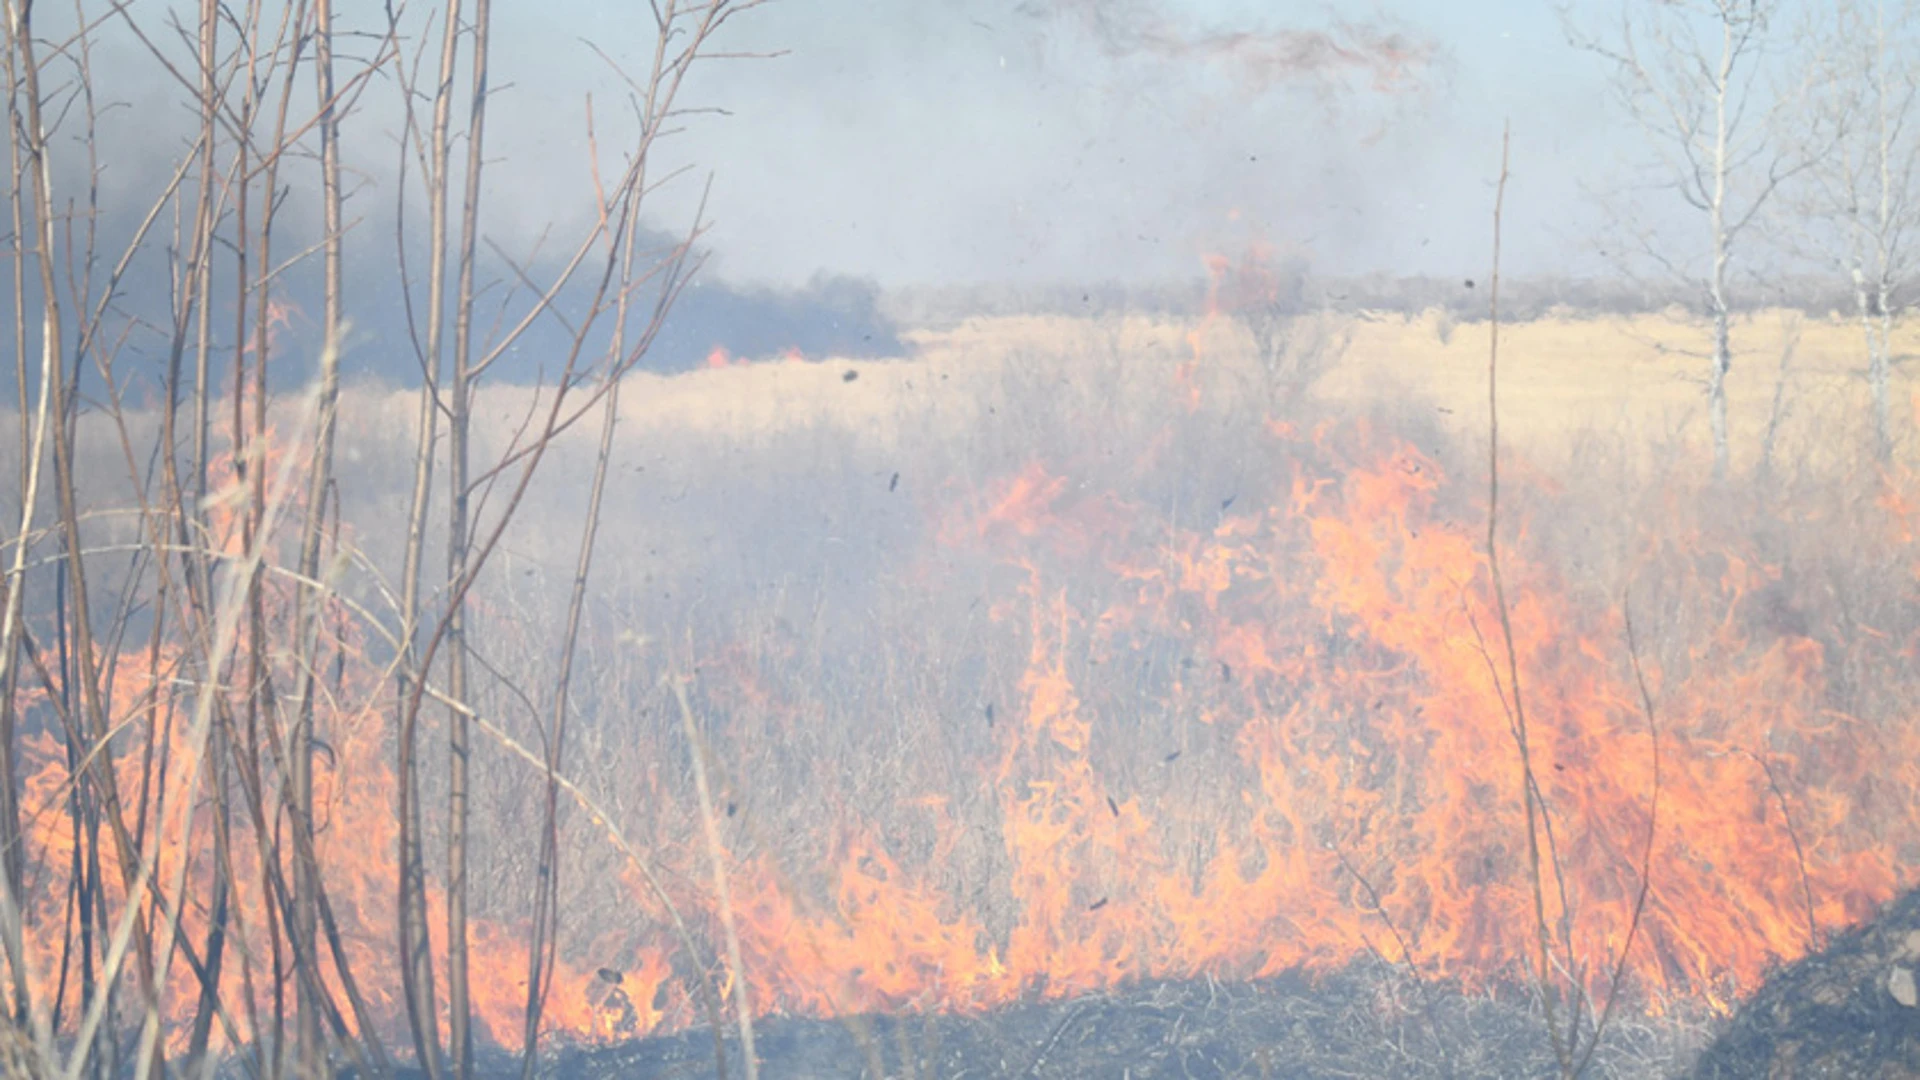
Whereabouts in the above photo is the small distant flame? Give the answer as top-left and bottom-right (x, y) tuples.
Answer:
(1176, 252), (1236, 413)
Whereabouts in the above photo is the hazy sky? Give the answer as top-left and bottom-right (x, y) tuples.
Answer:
(63, 1), (1656, 294)
(473, 0), (1631, 289)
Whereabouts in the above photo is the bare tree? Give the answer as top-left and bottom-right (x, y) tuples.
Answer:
(385, 4), (770, 1078)
(1483, 126), (1661, 1080)
(1570, 0), (1805, 479)
(1213, 248), (1350, 415)
(1792, 0), (1920, 462)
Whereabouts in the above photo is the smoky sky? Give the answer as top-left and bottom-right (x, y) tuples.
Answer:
(3, 1), (904, 395)
(511, 0), (1636, 288)
(21, 0), (1659, 373)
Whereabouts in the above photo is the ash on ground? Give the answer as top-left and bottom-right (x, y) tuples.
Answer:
(536, 961), (1711, 1079)
(1692, 885), (1920, 1079)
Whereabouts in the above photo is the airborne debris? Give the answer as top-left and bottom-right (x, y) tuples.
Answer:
(842, 369), (859, 382)
(985, 702), (995, 726)
(596, 967), (623, 985)
(1220, 661), (1232, 683)
(1088, 897), (1109, 912)
(1106, 795), (1119, 817)
(1163, 750), (1181, 764)
(888, 471), (900, 491)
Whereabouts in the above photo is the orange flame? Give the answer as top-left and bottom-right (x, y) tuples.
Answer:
(17, 414), (1920, 1055)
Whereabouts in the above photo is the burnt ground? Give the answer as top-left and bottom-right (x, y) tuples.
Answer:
(530, 963), (1712, 1080)
(1690, 885), (1920, 1079)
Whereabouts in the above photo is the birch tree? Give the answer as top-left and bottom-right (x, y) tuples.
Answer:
(1570, 0), (1803, 479)
(1794, 0), (1920, 461)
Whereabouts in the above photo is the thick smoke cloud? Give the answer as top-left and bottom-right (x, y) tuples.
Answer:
(655, 273), (901, 366)
(327, 266), (899, 388)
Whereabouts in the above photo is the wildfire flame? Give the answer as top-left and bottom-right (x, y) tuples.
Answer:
(13, 408), (1916, 1054)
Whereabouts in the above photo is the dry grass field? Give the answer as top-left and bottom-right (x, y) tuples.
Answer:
(1321, 308), (1920, 471)
(516, 306), (1920, 480)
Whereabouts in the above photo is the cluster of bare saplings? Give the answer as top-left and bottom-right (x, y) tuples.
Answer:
(0, 1), (773, 1078)
(0, 2), (1915, 1080)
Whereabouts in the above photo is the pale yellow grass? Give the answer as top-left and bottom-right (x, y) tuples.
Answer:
(1325, 308), (1920, 473)
(39, 306), (1909, 523)
(573, 307), (1916, 478)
